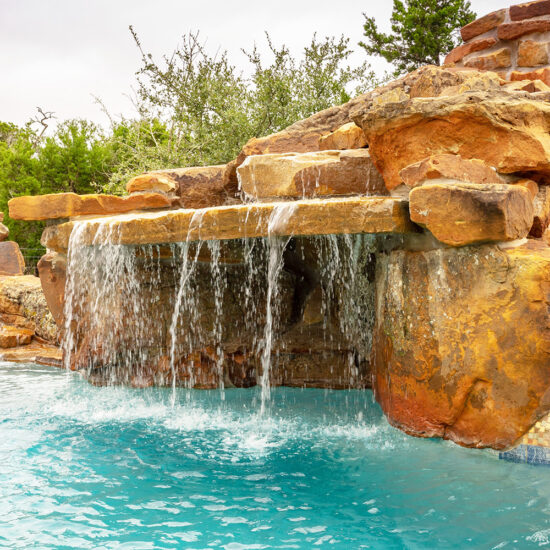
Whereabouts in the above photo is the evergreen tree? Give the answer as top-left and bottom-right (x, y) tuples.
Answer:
(360, 0), (476, 75)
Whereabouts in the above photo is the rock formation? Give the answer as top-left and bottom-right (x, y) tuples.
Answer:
(7, 1), (550, 456)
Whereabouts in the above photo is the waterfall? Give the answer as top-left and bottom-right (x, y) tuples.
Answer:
(62, 208), (376, 402)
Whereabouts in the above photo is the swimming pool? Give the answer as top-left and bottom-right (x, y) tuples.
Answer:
(1, 361), (549, 549)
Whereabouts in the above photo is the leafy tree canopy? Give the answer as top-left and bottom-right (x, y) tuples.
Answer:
(360, 0), (476, 76)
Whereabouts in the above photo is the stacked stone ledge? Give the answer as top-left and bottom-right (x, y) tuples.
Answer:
(445, 0), (550, 87)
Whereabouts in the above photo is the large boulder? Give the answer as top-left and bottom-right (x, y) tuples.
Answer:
(409, 182), (534, 246)
(237, 150), (387, 199)
(372, 240), (550, 449)
(126, 164), (240, 209)
(8, 192), (171, 221)
(352, 88), (550, 191)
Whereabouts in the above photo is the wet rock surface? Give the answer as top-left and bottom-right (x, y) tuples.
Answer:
(372, 240), (550, 449)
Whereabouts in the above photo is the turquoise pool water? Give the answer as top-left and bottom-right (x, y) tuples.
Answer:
(2, 362), (550, 549)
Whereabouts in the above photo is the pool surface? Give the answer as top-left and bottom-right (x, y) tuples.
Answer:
(1, 362), (550, 549)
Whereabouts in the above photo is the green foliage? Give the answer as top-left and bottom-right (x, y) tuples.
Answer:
(0, 119), (111, 250)
(360, 0), (476, 76)
(102, 30), (381, 192)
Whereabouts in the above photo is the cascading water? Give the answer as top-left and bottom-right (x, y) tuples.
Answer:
(62, 206), (376, 408)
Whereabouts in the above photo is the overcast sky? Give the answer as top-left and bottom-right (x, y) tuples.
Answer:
(1, 0), (506, 128)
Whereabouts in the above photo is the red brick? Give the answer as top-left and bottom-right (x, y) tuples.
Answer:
(461, 9), (507, 41)
(510, 0), (550, 21)
(445, 37), (498, 64)
(498, 19), (550, 40)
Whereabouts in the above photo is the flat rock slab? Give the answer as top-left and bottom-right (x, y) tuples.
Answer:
(238, 150), (387, 199)
(410, 182), (534, 246)
(0, 339), (62, 367)
(41, 197), (415, 253)
(0, 242), (25, 276)
(8, 192), (171, 221)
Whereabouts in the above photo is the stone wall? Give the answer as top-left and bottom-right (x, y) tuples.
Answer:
(446, 0), (550, 86)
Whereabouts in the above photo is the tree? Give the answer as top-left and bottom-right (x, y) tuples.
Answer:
(101, 29), (382, 193)
(359, 0), (476, 76)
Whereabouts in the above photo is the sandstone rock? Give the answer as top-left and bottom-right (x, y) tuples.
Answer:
(238, 150), (387, 199)
(8, 192), (171, 221)
(461, 9), (506, 41)
(518, 40), (549, 67)
(352, 88), (550, 191)
(127, 164), (240, 209)
(409, 183), (534, 246)
(530, 185), (550, 237)
(510, 0), (550, 20)
(498, 20), (550, 41)
(445, 37), (498, 65)
(126, 173), (178, 194)
(503, 78), (550, 92)
(0, 223), (9, 242)
(399, 154), (504, 189)
(37, 252), (66, 328)
(0, 242), (25, 276)
(513, 178), (539, 199)
(464, 48), (512, 71)
(0, 275), (57, 342)
(373, 240), (550, 449)
(0, 313), (35, 331)
(510, 68), (550, 85)
(318, 122), (368, 150)
(0, 325), (33, 348)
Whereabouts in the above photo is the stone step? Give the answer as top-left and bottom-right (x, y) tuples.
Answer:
(41, 197), (416, 253)
(8, 192), (172, 221)
(0, 325), (33, 348)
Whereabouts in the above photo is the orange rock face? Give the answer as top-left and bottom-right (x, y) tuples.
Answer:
(8, 192), (171, 221)
(372, 240), (550, 449)
(530, 185), (550, 237)
(0, 325), (33, 348)
(409, 183), (534, 246)
(0, 242), (25, 276)
(399, 154), (504, 189)
(353, 87), (550, 191)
